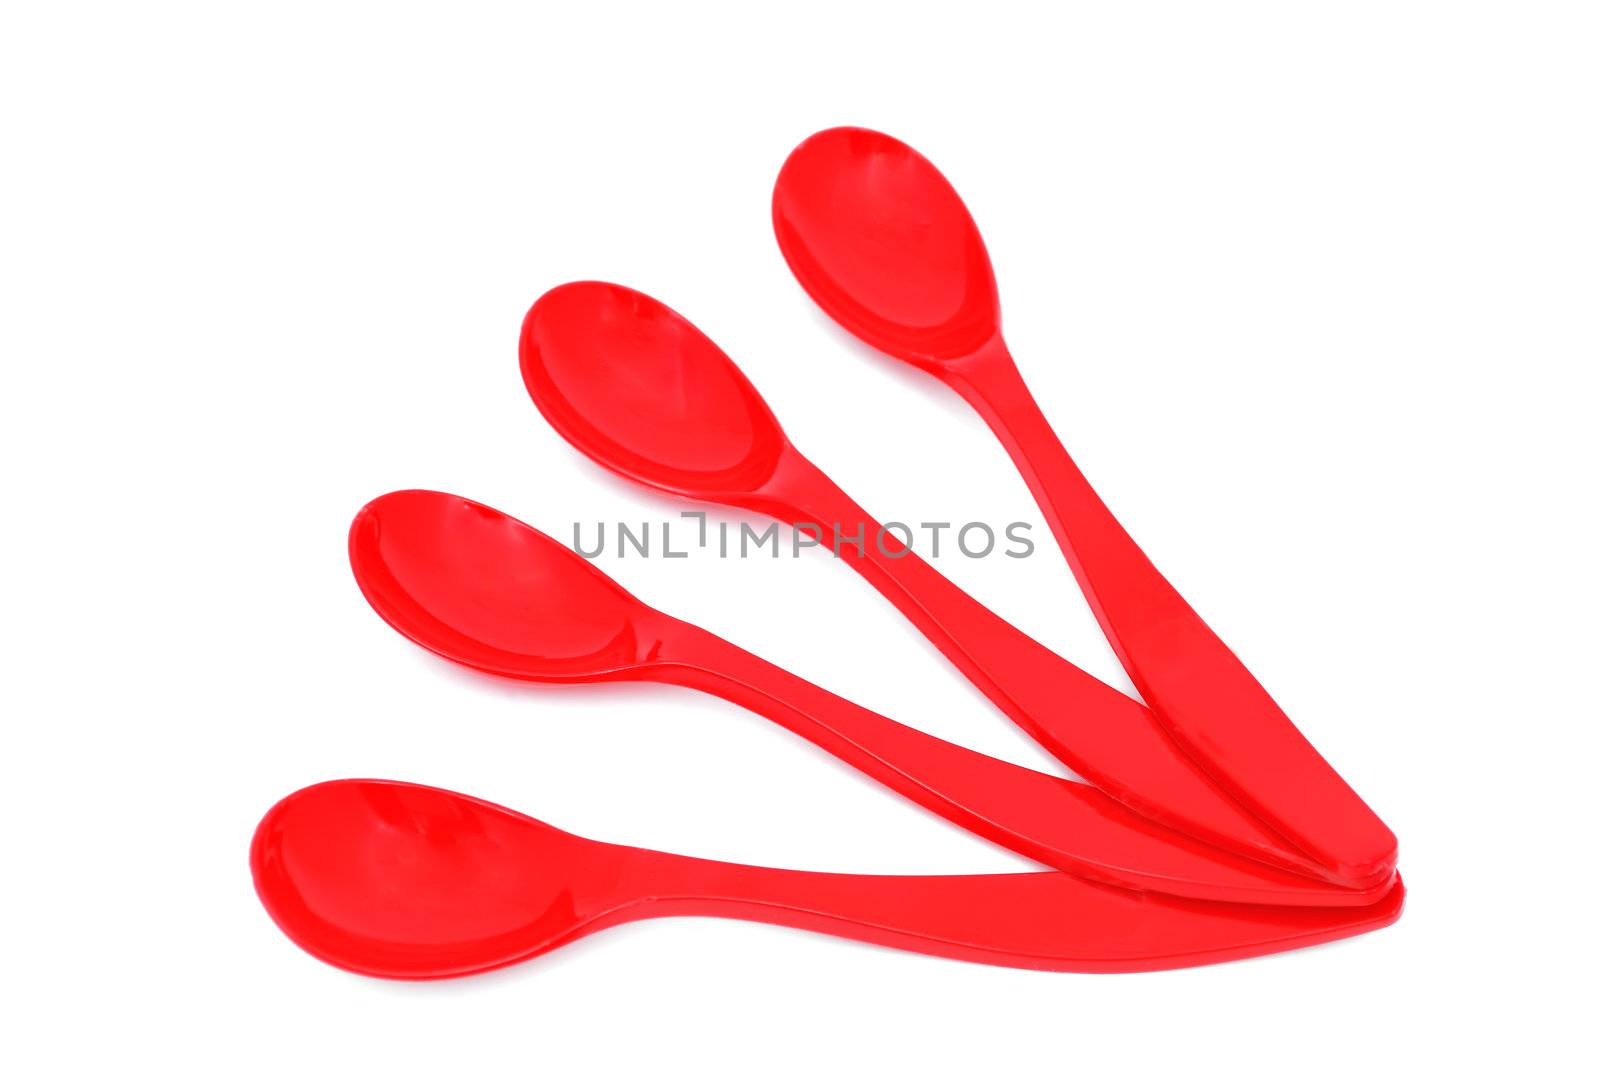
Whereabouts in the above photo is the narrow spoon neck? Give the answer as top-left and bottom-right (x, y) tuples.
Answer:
(741, 445), (843, 528)
(943, 335), (1041, 423)
(604, 843), (815, 914)
(638, 618), (737, 684)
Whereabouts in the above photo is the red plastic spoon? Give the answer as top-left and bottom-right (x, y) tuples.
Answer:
(347, 490), (1382, 906)
(771, 127), (1396, 884)
(520, 281), (1353, 886)
(252, 779), (1405, 978)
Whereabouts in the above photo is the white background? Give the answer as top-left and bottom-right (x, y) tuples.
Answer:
(4, 2), (1597, 1066)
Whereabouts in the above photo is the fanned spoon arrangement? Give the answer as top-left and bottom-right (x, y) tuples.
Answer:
(254, 127), (1400, 977)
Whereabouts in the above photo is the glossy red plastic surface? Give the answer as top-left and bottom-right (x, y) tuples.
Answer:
(253, 780), (1404, 978)
(348, 490), (1385, 906)
(520, 282), (1369, 887)
(772, 127), (1396, 884)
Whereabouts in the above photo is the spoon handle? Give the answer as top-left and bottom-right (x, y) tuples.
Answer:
(613, 840), (1405, 973)
(651, 622), (1377, 906)
(750, 450), (1334, 882)
(946, 343), (1396, 883)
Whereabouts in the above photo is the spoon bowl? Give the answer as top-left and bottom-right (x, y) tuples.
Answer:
(772, 126), (1001, 368)
(521, 282), (791, 499)
(349, 490), (656, 682)
(252, 779), (619, 978)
